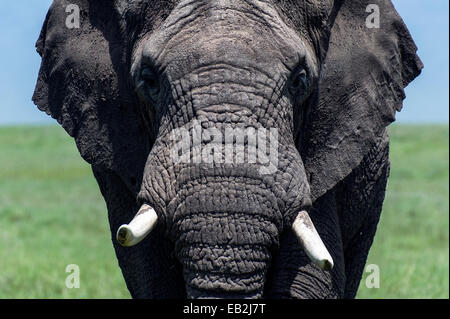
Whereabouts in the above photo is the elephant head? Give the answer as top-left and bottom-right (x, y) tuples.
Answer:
(33, 0), (422, 298)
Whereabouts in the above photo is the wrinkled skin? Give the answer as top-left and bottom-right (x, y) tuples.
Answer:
(33, 0), (422, 298)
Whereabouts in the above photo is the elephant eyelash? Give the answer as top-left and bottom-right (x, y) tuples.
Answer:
(288, 67), (309, 97)
(139, 66), (161, 101)
(141, 67), (159, 85)
(291, 69), (307, 89)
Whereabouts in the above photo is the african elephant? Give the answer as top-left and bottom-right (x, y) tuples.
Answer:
(33, 0), (422, 298)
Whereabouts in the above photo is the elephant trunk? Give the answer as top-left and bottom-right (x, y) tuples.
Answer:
(129, 57), (327, 297)
(170, 176), (281, 298)
(130, 118), (322, 297)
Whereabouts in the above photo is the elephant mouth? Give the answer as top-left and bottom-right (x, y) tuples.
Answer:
(116, 201), (334, 270)
(116, 137), (334, 297)
(116, 202), (332, 297)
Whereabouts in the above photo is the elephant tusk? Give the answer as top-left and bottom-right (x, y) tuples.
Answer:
(292, 211), (334, 271)
(116, 204), (158, 247)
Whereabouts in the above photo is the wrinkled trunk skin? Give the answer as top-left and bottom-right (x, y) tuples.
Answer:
(134, 1), (313, 298)
(141, 136), (310, 298)
(173, 176), (279, 298)
(138, 71), (310, 298)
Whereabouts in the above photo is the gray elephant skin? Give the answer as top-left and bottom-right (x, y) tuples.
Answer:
(32, 0), (422, 299)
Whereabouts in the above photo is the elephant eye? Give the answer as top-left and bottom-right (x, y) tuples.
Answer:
(289, 68), (308, 96)
(141, 67), (160, 99)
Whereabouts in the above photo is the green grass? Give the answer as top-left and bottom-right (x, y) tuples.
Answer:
(0, 124), (448, 298)
(0, 126), (130, 298)
(357, 125), (449, 299)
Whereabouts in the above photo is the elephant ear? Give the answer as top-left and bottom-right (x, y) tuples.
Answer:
(300, 0), (423, 201)
(32, 0), (149, 194)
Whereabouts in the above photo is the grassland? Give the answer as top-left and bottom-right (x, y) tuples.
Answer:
(0, 126), (129, 298)
(357, 125), (449, 298)
(0, 124), (448, 298)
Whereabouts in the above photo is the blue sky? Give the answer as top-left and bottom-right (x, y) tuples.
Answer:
(0, 0), (448, 125)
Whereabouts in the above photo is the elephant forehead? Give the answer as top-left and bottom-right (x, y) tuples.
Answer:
(138, 0), (315, 80)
